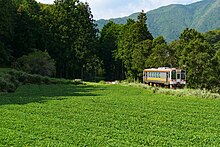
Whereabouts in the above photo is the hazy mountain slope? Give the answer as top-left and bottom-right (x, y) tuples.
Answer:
(147, 4), (194, 41)
(95, 0), (220, 42)
(190, 0), (220, 31)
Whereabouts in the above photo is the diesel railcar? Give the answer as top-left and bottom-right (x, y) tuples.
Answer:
(143, 67), (186, 88)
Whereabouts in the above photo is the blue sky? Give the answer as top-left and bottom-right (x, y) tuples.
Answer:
(36, 0), (202, 19)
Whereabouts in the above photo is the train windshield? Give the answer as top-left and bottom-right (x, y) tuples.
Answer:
(181, 70), (186, 80)
(171, 70), (176, 79)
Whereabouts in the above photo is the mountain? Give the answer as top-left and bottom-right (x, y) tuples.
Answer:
(95, 0), (220, 42)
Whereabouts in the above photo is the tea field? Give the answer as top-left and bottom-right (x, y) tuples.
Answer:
(0, 83), (219, 146)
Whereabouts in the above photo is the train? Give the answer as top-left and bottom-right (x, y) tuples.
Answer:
(143, 67), (186, 88)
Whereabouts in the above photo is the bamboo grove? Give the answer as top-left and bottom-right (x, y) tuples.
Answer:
(0, 0), (220, 91)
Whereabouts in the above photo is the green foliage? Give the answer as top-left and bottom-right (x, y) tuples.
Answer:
(0, 0), (102, 81)
(15, 50), (56, 77)
(212, 49), (220, 89)
(204, 30), (220, 46)
(98, 80), (106, 84)
(0, 0), (219, 91)
(123, 82), (220, 98)
(98, 21), (122, 80)
(0, 83), (220, 146)
(0, 0), (15, 42)
(0, 0), (16, 65)
(132, 39), (152, 77)
(0, 43), (11, 66)
(48, 0), (99, 79)
(178, 29), (216, 89)
(145, 36), (172, 68)
(12, 0), (43, 58)
(155, 87), (220, 99)
(116, 12), (153, 80)
(0, 69), (81, 93)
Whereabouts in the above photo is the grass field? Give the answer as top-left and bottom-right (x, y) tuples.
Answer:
(0, 83), (219, 146)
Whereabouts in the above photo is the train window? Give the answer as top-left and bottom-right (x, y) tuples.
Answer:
(171, 70), (176, 79)
(177, 74), (180, 79)
(181, 70), (186, 79)
(158, 72), (160, 78)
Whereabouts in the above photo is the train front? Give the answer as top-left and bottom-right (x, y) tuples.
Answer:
(170, 69), (186, 87)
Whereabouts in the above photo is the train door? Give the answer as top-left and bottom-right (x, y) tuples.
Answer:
(171, 70), (176, 81)
(176, 71), (181, 83)
(166, 72), (169, 84)
(143, 71), (147, 84)
(181, 70), (186, 80)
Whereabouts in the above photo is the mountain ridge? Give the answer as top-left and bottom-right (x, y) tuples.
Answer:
(95, 0), (220, 42)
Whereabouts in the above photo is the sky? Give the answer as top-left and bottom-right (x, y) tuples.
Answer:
(36, 0), (202, 20)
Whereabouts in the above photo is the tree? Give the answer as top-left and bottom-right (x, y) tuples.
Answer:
(179, 28), (204, 43)
(49, 0), (99, 79)
(15, 50), (56, 77)
(99, 21), (121, 80)
(136, 10), (153, 41)
(212, 49), (220, 91)
(12, 0), (43, 58)
(0, 43), (11, 66)
(204, 30), (220, 47)
(145, 36), (171, 68)
(179, 29), (215, 89)
(116, 11), (153, 80)
(0, 0), (16, 65)
(168, 40), (183, 68)
(132, 39), (152, 79)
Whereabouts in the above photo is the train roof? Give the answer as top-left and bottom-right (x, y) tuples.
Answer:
(143, 68), (180, 72)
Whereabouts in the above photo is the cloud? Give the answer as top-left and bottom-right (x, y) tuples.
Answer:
(86, 0), (147, 19)
(36, 0), (201, 19)
(86, 0), (201, 19)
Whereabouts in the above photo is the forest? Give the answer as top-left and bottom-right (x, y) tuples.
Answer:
(0, 0), (220, 92)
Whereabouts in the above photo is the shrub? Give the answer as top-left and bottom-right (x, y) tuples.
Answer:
(14, 50), (56, 77)
(0, 70), (83, 93)
(99, 80), (106, 84)
(0, 76), (17, 93)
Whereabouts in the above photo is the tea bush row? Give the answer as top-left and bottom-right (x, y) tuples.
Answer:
(0, 70), (82, 93)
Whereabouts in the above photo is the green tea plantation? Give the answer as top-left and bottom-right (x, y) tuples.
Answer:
(0, 83), (219, 146)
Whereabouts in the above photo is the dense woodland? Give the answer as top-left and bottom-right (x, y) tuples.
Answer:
(0, 0), (220, 91)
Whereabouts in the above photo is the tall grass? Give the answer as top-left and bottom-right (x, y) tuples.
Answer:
(119, 82), (220, 99)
